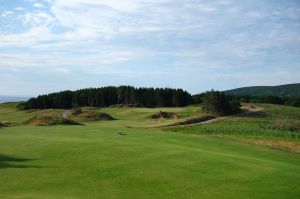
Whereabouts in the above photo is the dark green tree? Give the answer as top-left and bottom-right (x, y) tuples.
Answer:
(203, 90), (240, 115)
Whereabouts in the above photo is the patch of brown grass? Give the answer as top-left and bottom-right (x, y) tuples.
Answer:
(220, 135), (300, 154)
(271, 118), (300, 132)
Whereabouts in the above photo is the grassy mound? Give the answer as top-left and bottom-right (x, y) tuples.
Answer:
(152, 111), (180, 119)
(24, 116), (82, 126)
(172, 115), (216, 126)
(82, 112), (116, 121)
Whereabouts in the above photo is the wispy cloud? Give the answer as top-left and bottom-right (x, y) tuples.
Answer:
(0, 0), (299, 95)
(1, 10), (14, 17)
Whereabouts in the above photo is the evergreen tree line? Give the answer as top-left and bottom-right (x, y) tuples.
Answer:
(19, 86), (300, 110)
(21, 86), (193, 109)
(235, 95), (300, 108)
(193, 93), (300, 108)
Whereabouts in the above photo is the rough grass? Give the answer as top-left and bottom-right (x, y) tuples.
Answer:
(167, 104), (300, 138)
(271, 118), (300, 131)
(166, 104), (300, 153)
(0, 126), (300, 199)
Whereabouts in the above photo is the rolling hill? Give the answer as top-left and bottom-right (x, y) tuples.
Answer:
(224, 83), (300, 97)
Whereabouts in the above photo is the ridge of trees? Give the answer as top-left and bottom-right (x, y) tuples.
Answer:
(18, 86), (300, 110)
(21, 86), (193, 109)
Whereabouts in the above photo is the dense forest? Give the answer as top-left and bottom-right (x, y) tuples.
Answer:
(21, 86), (193, 109)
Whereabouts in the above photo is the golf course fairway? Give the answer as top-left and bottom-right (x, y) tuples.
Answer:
(1, 125), (299, 199)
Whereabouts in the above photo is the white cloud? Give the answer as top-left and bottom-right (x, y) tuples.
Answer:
(220, 68), (300, 87)
(15, 7), (24, 11)
(22, 11), (56, 27)
(0, 46), (147, 70)
(33, 3), (44, 8)
(0, 27), (53, 47)
(1, 11), (14, 17)
(52, 0), (170, 13)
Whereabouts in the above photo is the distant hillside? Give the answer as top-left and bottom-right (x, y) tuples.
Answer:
(0, 96), (29, 103)
(224, 83), (300, 97)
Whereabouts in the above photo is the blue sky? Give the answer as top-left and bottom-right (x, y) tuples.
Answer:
(0, 0), (299, 96)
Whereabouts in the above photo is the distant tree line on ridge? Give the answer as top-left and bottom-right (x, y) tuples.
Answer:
(19, 86), (300, 110)
(235, 95), (300, 107)
(20, 86), (193, 109)
(193, 93), (300, 108)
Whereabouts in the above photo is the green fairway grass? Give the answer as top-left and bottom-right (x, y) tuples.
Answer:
(1, 103), (300, 198)
(1, 126), (300, 199)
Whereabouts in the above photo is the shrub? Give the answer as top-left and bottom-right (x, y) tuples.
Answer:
(71, 107), (82, 115)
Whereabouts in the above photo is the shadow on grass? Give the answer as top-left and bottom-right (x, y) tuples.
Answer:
(0, 154), (41, 169)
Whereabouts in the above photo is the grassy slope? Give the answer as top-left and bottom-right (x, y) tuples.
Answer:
(0, 102), (63, 124)
(1, 103), (300, 198)
(1, 125), (300, 199)
(65, 105), (205, 128)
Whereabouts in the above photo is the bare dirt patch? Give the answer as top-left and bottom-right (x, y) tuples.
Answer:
(0, 121), (13, 127)
(152, 111), (180, 119)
